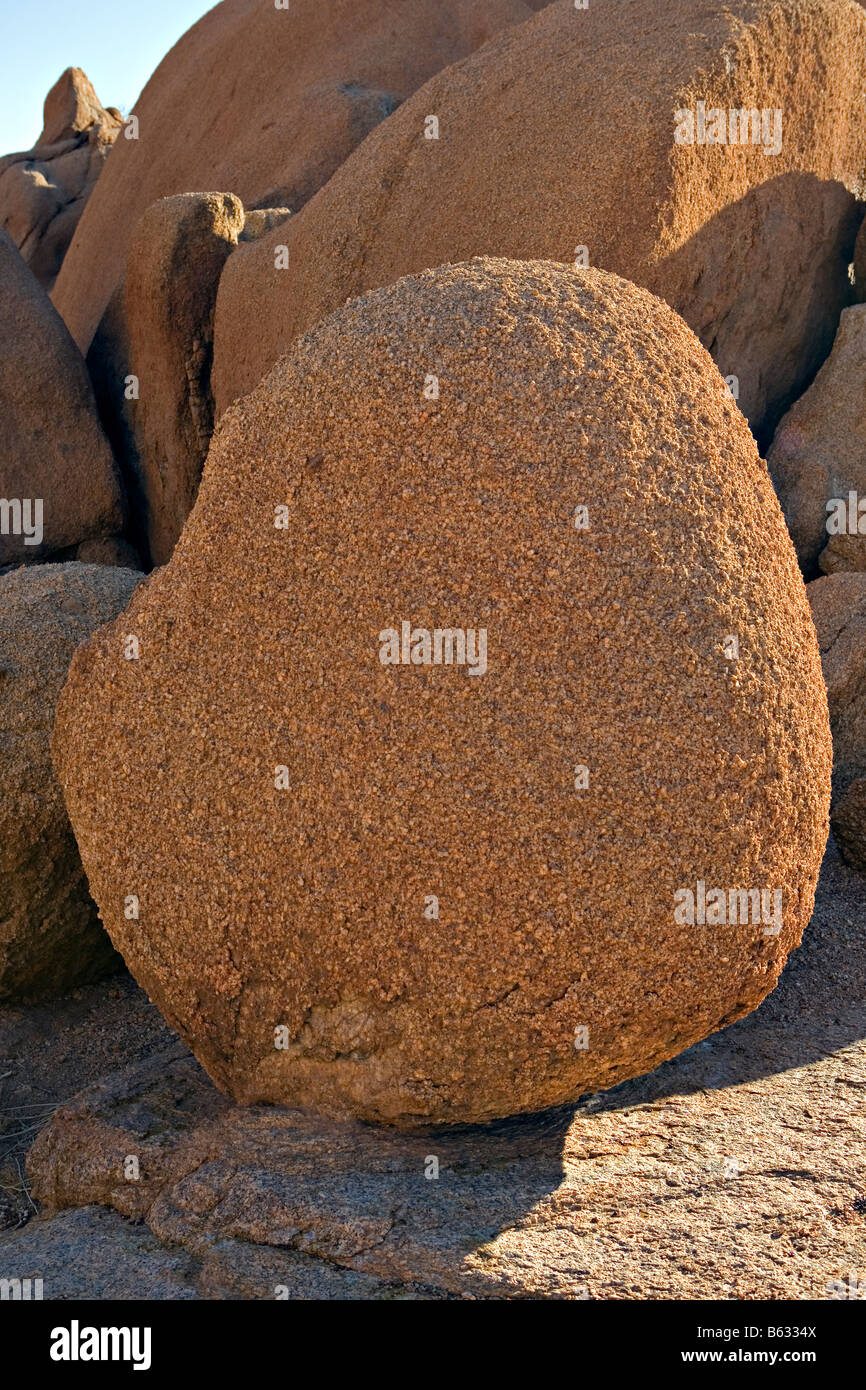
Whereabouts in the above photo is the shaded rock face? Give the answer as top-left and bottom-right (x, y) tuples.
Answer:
(52, 259), (830, 1125)
(808, 573), (866, 869)
(0, 231), (125, 565)
(17, 834), (866, 1299)
(88, 193), (293, 567)
(0, 563), (142, 1001)
(212, 0), (866, 440)
(854, 211), (866, 301)
(88, 195), (292, 569)
(0, 69), (120, 292)
(768, 306), (866, 579)
(50, 0), (535, 355)
(94, 194), (247, 567)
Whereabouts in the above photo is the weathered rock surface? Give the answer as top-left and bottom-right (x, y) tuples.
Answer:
(9, 838), (864, 1299)
(88, 195), (292, 567)
(768, 305), (866, 577)
(73, 536), (141, 570)
(239, 207), (291, 244)
(0, 230), (125, 565)
(52, 259), (830, 1125)
(854, 210), (866, 301)
(213, 0), (866, 438)
(808, 573), (866, 868)
(0, 563), (141, 1000)
(117, 193), (244, 566)
(51, 0), (535, 355)
(0, 69), (121, 292)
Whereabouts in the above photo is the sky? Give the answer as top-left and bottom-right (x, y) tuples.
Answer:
(0, 0), (215, 153)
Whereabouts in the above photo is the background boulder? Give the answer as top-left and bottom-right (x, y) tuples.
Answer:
(0, 230), (125, 565)
(50, 0), (535, 355)
(213, 0), (866, 440)
(808, 572), (866, 868)
(0, 562), (142, 1000)
(0, 69), (121, 292)
(768, 306), (866, 577)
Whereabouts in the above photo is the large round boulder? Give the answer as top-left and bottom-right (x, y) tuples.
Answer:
(1, 563), (142, 1000)
(50, 0), (534, 355)
(213, 0), (866, 440)
(53, 259), (830, 1125)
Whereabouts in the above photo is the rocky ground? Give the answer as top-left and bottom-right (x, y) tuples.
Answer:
(1, 837), (863, 1300)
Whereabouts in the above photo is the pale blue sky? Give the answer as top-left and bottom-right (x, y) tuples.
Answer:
(0, 0), (215, 153)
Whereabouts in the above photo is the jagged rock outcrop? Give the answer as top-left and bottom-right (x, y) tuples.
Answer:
(0, 69), (121, 291)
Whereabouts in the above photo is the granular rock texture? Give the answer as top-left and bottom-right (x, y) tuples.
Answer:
(53, 259), (830, 1125)
(808, 573), (866, 868)
(0, 230), (125, 565)
(0, 563), (142, 1000)
(768, 306), (866, 578)
(50, 0), (534, 354)
(213, 0), (866, 438)
(0, 69), (121, 292)
(14, 836), (866, 1299)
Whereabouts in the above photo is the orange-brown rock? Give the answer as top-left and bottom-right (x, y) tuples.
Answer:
(0, 563), (142, 1000)
(53, 260), (830, 1125)
(808, 573), (866, 868)
(50, 0), (535, 355)
(0, 69), (120, 292)
(0, 230), (125, 565)
(87, 195), (294, 568)
(123, 194), (244, 566)
(213, 0), (866, 438)
(768, 305), (866, 577)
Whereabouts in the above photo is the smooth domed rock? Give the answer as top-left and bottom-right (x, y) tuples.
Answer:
(0, 563), (142, 1000)
(213, 0), (866, 438)
(0, 69), (121, 291)
(768, 306), (866, 577)
(50, 0), (535, 354)
(807, 572), (866, 867)
(53, 259), (831, 1125)
(0, 230), (125, 565)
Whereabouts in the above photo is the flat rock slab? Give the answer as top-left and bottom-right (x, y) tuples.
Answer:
(11, 842), (865, 1300)
(0, 1205), (200, 1300)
